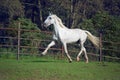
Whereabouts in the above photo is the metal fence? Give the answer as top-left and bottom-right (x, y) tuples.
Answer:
(0, 23), (120, 62)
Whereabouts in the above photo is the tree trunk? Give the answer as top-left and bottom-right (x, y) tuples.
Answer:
(38, 0), (43, 29)
(70, 0), (76, 28)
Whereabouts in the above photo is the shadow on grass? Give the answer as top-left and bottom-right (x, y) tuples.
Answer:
(21, 56), (68, 63)
(31, 60), (56, 63)
(26, 59), (67, 63)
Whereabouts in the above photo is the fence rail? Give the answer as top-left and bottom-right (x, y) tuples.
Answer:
(0, 25), (120, 62)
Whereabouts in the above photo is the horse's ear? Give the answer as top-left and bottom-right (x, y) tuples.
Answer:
(49, 12), (52, 16)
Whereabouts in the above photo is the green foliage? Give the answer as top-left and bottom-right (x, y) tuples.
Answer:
(0, 48), (16, 59)
(78, 19), (96, 34)
(92, 12), (120, 42)
(18, 18), (38, 30)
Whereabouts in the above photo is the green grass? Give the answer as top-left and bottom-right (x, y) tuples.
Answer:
(0, 56), (120, 80)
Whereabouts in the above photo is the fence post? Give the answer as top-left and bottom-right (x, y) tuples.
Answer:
(99, 33), (102, 62)
(61, 46), (64, 59)
(17, 22), (21, 60)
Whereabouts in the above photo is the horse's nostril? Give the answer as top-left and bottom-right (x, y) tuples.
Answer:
(43, 23), (48, 27)
(43, 23), (46, 26)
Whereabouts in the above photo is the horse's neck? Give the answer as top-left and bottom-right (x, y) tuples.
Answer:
(53, 20), (68, 37)
(53, 24), (59, 34)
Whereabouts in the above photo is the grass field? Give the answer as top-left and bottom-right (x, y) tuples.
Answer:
(0, 56), (120, 80)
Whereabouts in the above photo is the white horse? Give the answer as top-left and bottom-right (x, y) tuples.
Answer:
(42, 13), (100, 63)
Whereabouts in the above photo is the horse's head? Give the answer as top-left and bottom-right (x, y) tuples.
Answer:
(43, 13), (66, 28)
(43, 13), (56, 27)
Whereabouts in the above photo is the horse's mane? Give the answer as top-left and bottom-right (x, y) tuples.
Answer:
(53, 15), (67, 28)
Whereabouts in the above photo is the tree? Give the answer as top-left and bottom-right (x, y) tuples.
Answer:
(0, 0), (24, 46)
(0, 0), (24, 23)
(103, 0), (120, 16)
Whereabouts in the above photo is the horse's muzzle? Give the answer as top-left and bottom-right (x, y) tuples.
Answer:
(43, 23), (47, 27)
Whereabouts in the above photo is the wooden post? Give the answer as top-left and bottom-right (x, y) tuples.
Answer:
(61, 46), (64, 59)
(99, 33), (102, 62)
(17, 22), (21, 60)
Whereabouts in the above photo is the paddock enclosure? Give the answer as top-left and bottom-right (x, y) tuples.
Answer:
(0, 23), (120, 62)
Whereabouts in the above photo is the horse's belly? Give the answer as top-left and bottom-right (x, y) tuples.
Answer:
(65, 38), (79, 43)
(60, 32), (80, 43)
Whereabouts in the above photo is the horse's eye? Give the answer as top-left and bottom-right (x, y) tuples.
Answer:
(49, 17), (52, 20)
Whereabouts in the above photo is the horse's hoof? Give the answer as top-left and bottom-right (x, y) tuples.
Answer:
(39, 53), (44, 56)
(40, 52), (46, 56)
(41, 52), (46, 56)
(69, 60), (72, 63)
(86, 60), (88, 63)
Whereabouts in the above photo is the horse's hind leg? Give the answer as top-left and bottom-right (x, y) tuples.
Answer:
(77, 47), (84, 62)
(77, 39), (88, 63)
(77, 41), (84, 61)
(83, 47), (88, 63)
(77, 42), (88, 63)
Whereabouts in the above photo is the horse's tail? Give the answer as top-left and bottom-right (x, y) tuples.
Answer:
(85, 30), (100, 48)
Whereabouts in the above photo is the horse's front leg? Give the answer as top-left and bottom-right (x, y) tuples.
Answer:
(63, 43), (72, 63)
(42, 41), (55, 55)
